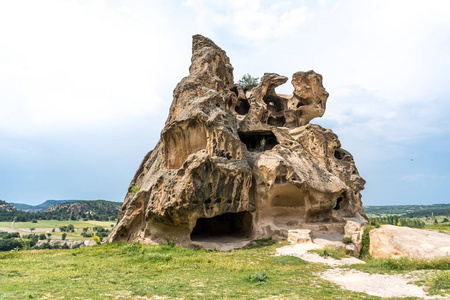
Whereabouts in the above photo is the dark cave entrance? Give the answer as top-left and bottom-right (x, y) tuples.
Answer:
(190, 211), (252, 240)
(238, 131), (279, 152)
(235, 98), (250, 115)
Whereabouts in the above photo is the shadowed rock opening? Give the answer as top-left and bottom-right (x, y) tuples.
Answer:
(334, 148), (346, 160)
(267, 184), (307, 227)
(334, 197), (344, 210)
(271, 184), (305, 207)
(333, 193), (349, 214)
(268, 115), (286, 126)
(263, 95), (285, 114)
(307, 209), (333, 223)
(230, 85), (239, 97)
(190, 211), (252, 240)
(235, 98), (250, 115)
(238, 131), (278, 152)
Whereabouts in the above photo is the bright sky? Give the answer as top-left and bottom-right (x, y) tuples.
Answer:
(1, 0), (449, 206)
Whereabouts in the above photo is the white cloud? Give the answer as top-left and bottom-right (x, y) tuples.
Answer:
(0, 0), (189, 135)
(184, 0), (311, 42)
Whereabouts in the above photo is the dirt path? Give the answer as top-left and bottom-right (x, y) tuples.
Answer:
(320, 268), (439, 299)
(0, 227), (18, 233)
(277, 242), (442, 299)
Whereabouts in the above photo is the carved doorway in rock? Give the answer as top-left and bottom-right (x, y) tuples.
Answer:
(190, 211), (252, 242)
(267, 183), (308, 228)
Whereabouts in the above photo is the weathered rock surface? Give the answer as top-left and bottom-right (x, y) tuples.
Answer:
(288, 229), (312, 244)
(46, 201), (119, 214)
(0, 201), (17, 212)
(108, 35), (367, 249)
(369, 225), (450, 259)
(35, 239), (98, 249)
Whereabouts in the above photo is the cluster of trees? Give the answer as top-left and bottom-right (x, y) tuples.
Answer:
(0, 206), (118, 222)
(80, 226), (111, 239)
(0, 232), (40, 252)
(59, 224), (75, 232)
(370, 215), (426, 228)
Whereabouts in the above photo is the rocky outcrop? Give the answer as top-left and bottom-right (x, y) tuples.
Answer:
(35, 239), (98, 249)
(0, 201), (17, 212)
(46, 201), (120, 214)
(108, 35), (367, 249)
(369, 225), (450, 259)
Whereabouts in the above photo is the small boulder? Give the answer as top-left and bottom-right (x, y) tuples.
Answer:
(288, 229), (312, 244)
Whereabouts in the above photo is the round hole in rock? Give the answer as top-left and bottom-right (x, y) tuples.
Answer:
(334, 148), (346, 160)
(235, 98), (250, 115)
(190, 211), (252, 241)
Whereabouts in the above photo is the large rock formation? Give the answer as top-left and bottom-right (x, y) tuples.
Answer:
(370, 225), (450, 259)
(108, 35), (367, 249)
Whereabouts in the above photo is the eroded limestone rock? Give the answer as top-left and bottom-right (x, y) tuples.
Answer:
(108, 35), (367, 249)
(369, 225), (450, 259)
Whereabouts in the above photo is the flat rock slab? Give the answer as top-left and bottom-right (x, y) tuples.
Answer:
(276, 243), (365, 266)
(370, 225), (450, 259)
(320, 268), (434, 299)
(287, 229), (312, 244)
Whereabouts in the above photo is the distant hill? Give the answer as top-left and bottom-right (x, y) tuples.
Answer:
(46, 200), (121, 214)
(364, 203), (450, 218)
(0, 199), (122, 222)
(11, 200), (103, 212)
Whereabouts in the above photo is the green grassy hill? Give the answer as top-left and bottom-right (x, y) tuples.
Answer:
(364, 203), (450, 218)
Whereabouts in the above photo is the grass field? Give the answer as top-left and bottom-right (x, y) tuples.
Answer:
(0, 240), (449, 298)
(425, 223), (450, 233)
(11, 220), (115, 229)
(0, 220), (115, 241)
(1, 221), (449, 298)
(0, 242), (382, 300)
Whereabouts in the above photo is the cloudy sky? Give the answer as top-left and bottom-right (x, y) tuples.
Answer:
(1, 0), (449, 206)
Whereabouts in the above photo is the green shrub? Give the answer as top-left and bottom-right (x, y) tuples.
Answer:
(92, 234), (100, 245)
(130, 184), (140, 195)
(359, 225), (372, 258)
(146, 253), (173, 263)
(0, 239), (22, 251)
(311, 245), (348, 260)
(246, 271), (268, 283)
(166, 236), (177, 248)
(238, 74), (259, 92)
(426, 271), (450, 295)
(34, 242), (52, 250)
(364, 256), (450, 271)
(342, 236), (352, 244)
(242, 237), (276, 249)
